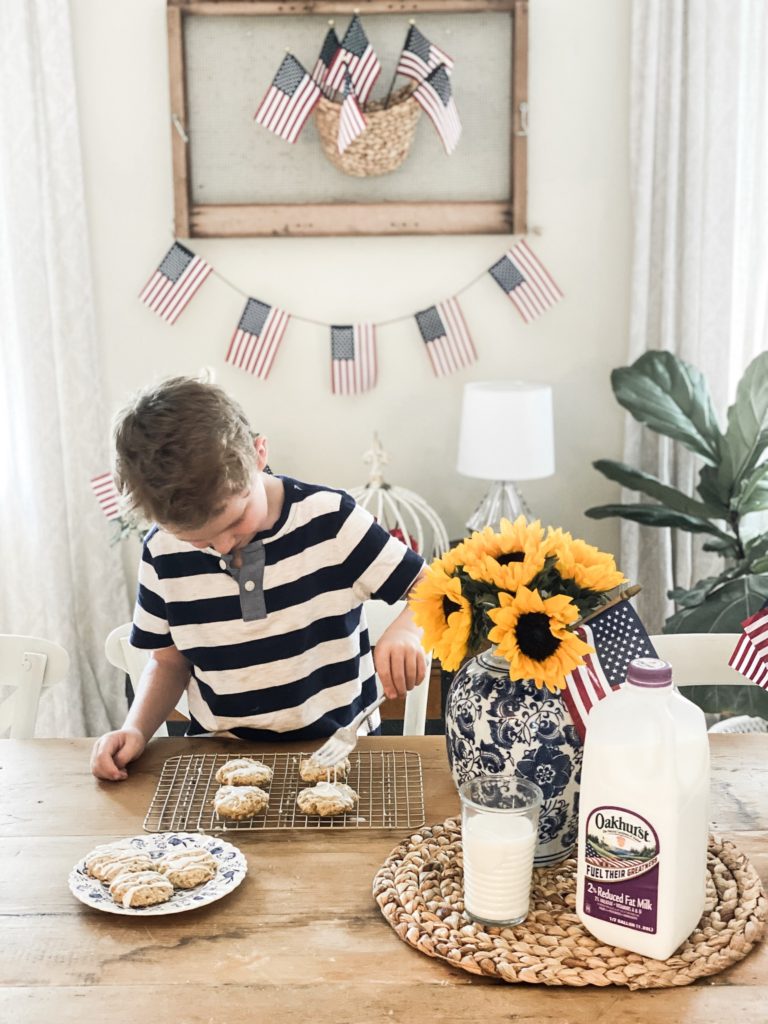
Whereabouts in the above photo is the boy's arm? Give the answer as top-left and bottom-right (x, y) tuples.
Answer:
(373, 572), (427, 700)
(90, 645), (191, 782)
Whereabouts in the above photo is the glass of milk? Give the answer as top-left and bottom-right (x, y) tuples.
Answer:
(459, 774), (543, 926)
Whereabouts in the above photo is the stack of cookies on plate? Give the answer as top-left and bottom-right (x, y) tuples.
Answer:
(84, 843), (218, 909)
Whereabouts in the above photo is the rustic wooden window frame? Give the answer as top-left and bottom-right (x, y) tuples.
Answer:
(167, 0), (529, 237)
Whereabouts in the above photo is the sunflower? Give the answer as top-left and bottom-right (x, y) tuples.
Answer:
(545, 528), (626, 592)
(487, 585), (593, 692)
(460, 515), (547, 590)
(408, 569), (472, 672)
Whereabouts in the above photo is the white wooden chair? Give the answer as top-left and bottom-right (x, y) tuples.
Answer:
(649, 633), (767, 733)
(365, 598), (433, 736)
(0, 635), (70, 738)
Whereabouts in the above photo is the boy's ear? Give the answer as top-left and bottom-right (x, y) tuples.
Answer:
(254, 434), (269, 470)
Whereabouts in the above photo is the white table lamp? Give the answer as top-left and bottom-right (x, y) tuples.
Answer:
(456, 381), (555, 531)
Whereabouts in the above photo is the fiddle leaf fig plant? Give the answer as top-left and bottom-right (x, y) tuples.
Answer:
(585, 350), (768, 634)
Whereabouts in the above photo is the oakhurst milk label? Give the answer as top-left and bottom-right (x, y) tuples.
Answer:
(583, 807), (659, 933)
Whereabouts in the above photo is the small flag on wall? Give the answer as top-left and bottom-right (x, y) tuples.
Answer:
(562, 601), (657, 742)
(331, 323), (377, 394)
(325, 15), (382, 105)
(91, 472), (120, 521)
(413, 65), (461, 154)
(312, 26), (340, 95)
(254, 54), (321, 144)
(729, 604), (768, 689)
(396, 24), (454, 83)
(139, 242), (212, 324)
(415, 298), (476, 377)
(338, 66), (367, 153)
(226, 298), (290, 379)
(488, 239), (564, 323)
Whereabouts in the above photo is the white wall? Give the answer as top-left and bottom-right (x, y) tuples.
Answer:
(70, 0), (631, 587)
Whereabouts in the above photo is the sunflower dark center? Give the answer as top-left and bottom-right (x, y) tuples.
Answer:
(442, 596), (461, 619)
(515, 612), (561, 660)
(496, 551), (526, 566)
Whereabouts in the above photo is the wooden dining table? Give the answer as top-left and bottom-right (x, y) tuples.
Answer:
(0, 734), (765, 1023)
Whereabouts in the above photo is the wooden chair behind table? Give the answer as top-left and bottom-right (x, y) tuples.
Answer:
(364, 599), (433, 736)
(0, 635), (70, 738)
(649, 632), (768, 734)
(104, 624), (189, 738)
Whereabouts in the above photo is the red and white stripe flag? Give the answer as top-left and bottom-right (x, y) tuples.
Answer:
(413, 64), (461, 154)
(396, 24), (454, 84)
(325, 15), (381, 105)
(331, 324), (377, 394)
(91, 472), (120, 521)
(415, 297), (476, 377)
(489, 239), (564, 323)
(139, 243), (212, 325)
(729, 605), (768, 689)
(312, 26), (340, 95)
(254, 53), (321, 144)
(562, 601), (657, 742)
(226, 298), (290, 380)
(338, 65), (367, 153)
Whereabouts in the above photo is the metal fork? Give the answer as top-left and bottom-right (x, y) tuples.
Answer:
(307, 691), (387, 768)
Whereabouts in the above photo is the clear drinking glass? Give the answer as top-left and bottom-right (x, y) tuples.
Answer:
(459, 774), (543, 926)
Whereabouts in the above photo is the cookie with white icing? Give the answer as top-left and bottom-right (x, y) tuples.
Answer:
(299, 756), (351, 783)
(157, 848), (218, 889)
(109, 869), (174, 909)
(213, 785), (270, 820)
(296, 781), (359, 817)
(215, 758), (273, 787)
(84, 846), (154, 883)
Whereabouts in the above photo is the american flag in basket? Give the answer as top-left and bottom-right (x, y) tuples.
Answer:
(729, 603), (768, 689)
(138, 243), (212, 325)
(226, 298), (290, 380)
(313, 26), (340, 94)
(254, 53), (321, 144)
(396, 24), (454, 83)
(415, 298), (476, 377)
(325, 15), (381, 105)
(338, 66), (367, 153)
(91, 472), (120, 521)
(562, 600), (657, 742)
(489, 239), (564, 323)
(413, 65), (461, 154)
(331, 324), (377, 394)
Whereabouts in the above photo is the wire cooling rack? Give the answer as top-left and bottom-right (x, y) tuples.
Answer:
(143, 750), (425, 833)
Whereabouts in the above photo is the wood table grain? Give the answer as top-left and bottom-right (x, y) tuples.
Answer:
(0, 734), (765, 1023)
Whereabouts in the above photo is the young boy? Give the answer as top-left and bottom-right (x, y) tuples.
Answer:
(90, 377), (426, 781)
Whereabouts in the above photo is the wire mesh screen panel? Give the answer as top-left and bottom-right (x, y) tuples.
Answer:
(144, 750), (425, 833)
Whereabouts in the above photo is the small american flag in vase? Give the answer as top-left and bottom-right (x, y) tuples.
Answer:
(729, 602), (768, 689)
(138, 243), (212, 325)
(489, 239), (564, 323)
(91, 472), (120, 521)
(325, 15), (382, 105)
(415, 298), (476, 377)
(226, 298), (290, 380)
(330, 324), (377, 395)
(337, 66), (367, 153)
(562, 601), (657, 742)
(312, 26), (340, 95)
(413, 65), (461, 154)
(254, 53), (321, 144)
(396, 24), (454, 83)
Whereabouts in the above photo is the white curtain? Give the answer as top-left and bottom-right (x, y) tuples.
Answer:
(0, 1), (131, 735)
(625, 0), (768, 631)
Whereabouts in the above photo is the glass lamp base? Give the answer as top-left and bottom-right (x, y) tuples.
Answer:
(465, 480), (532, 532)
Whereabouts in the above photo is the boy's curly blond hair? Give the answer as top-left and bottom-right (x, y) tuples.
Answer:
(113, 376), (256, 529)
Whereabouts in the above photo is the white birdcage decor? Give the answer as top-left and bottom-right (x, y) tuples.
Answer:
(349, 434), (449, 560)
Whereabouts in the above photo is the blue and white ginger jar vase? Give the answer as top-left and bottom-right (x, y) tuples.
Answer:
(445, 648), (583, 866)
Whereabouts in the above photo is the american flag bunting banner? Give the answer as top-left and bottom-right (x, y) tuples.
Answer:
(254, 53), (321, 144)
(331, 324), (377, 394)
(226, 298), (290, 380)
(489, 239), (564, 323)
(139, 243), (212, 325)
(338, 66), (367, 153)
(562, 601), (657, 742)
(413, 65), (461, 155)
(728, 604), (768, 689)
(325, 15), (382, 105)
(415, 297), (476, 377)
(396, 24), (454, 83)
(312, 26), (340, 94)
(91, 472), (120, 521)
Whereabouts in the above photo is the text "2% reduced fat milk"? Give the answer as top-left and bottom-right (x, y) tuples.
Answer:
(576, 657), (710, 960)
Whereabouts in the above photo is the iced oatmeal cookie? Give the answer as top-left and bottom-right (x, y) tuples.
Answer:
(213, 785), (270, 820)
(84, 846), (154, 883)
(299, 756), (351, 783)
(157, 848), (218, 889)
(109, 869), (174, 909)
(215, 758), (273, 787)
(296, 781), (359, 817)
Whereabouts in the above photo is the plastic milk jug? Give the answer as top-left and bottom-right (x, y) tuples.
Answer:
(576, 657), (710, 959)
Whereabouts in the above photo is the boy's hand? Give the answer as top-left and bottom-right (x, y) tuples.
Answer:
(90, 726), (147, 782)
(373, 628), (427, 700)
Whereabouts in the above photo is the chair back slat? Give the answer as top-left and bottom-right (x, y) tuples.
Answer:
(0, 637), (69, 739)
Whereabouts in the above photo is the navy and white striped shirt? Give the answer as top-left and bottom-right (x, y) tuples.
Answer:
(130, 477), (424, 740)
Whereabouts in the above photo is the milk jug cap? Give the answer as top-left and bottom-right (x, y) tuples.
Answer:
(627, 657), (672, 687)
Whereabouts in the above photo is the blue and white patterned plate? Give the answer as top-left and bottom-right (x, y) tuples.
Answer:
(68, 832), (248, 916)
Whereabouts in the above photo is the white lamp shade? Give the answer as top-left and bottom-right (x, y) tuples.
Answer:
(456, 381), (555, 481)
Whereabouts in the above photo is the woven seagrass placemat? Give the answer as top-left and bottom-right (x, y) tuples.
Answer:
(372, 818), (766, 989)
